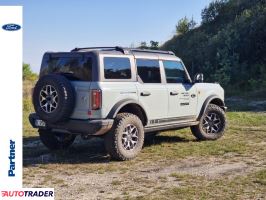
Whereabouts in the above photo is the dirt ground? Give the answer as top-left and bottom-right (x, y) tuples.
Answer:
(23, 111), (266, 200)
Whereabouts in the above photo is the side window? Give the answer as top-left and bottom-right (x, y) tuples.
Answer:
(136, 59), (161, 83)
(104, 57), (131, 79)
(163, 60), (188, 83)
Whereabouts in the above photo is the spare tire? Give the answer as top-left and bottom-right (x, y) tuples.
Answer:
(33, 74), (75, 123)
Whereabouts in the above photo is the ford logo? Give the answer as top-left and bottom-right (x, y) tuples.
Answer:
(2, 23), (21, 31)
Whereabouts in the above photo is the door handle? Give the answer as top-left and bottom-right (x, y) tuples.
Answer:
(170, 91), (178, 96)
(140, 91), (151, 96)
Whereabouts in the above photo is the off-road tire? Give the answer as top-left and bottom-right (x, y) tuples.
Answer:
(104, 113), (144, 161)
(33, 74), (75, 123)
(39, 129), (76, 150)
(191, 104), (226, 140)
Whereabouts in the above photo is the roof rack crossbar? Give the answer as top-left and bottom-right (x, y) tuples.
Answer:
(71, 46), (174, 55)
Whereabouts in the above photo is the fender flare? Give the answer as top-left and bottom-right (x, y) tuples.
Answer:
(197, 95), (225, 120)
(107, 99), (148, 122)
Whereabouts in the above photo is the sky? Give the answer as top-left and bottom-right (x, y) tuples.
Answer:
(1, 0), (213, 72)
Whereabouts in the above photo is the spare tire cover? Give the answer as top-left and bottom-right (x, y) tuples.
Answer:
(33, 74), (76, 123)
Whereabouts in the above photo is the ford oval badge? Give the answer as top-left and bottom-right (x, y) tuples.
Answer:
(2, 23), (21, 31)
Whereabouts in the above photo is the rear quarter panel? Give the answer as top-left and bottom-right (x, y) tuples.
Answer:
(90, 82), (138, 119)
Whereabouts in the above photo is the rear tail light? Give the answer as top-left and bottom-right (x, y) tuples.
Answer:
(91, 89), (101, 110)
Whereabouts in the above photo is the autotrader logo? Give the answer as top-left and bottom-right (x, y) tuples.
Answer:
(2, 23), (21, 31)
(1, 189), (54, 198)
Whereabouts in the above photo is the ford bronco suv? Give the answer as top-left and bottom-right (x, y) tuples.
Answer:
(29, 46), (227, 161)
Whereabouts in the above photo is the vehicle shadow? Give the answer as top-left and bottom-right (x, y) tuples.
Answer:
(23, 134), (194, 167)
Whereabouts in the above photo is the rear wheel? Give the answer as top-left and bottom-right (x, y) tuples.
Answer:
(104, 113), (144, 161)
(39, 129), (76, 150)
(191, 104), (226, 140)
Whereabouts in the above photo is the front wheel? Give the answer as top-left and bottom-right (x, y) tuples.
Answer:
(104, 113), (144, 161)
(39, 129), (76, 150)
(191, 104), (226, 140)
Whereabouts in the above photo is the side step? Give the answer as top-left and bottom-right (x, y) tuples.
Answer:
(144, 121), (199, 133)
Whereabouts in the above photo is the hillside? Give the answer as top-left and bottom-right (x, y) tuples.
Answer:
(161, 0), (266, 93)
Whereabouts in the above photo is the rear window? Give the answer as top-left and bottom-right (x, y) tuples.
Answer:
(40, 55), (92, 81)
(104, 57), (131, 79)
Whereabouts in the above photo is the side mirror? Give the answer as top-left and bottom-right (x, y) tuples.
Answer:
(194, 73), (204, 83)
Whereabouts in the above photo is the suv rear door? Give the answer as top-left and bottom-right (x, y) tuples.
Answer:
(135, 57), (168, 123)
(162, 59), (197, 120)
(40, 53), (94, 120)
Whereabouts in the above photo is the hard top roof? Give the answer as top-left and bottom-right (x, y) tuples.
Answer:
(72, 46), (178, 58)
(45, 46), (180, 60)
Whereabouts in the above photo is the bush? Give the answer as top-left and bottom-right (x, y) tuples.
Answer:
(23, 98), (33, 112)
(23, 63), (38, 81)
(161, 0), (266, 92)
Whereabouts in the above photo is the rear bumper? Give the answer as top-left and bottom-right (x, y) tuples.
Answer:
(29, 113), (113, 136)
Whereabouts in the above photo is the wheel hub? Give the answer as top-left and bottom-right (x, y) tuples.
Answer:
(122, 124), (139, 151)
(39, 85), (58, 113)
(46, 96), (52, 102)
(202, 112), (221, 134)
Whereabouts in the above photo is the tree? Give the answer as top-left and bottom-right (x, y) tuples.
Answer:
(201, 0), (227, 24)
(176, 17), (197, 35)
(162, 0), (266, 91)
(150, 40), (159, 50)
(139, 41), (148, 49)
(23, 63), (37, 81)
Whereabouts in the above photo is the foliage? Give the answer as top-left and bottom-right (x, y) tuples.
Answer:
(150, 40), (159, 50)
(139, 41), (148, 49)
(201, 0), (228, 24)
(175, 17), (197, 35)
(139, 40), (159, 50)
(161, 0), (266, 92)
(23, 63), (38, 81)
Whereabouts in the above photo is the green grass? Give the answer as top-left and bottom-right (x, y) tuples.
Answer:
(23, 80), (37, 137)
(160, 169), (266, 200)
(23, 98), (35, 137)
(23, 82), (266, 199)
(121, 169), (266, 200)
(111, 180), (122, 186)
(23, 111), (266, 167)
(23, 111), (266, 198)
(140, 111), (266, 161)
(254, 169), (266, 186)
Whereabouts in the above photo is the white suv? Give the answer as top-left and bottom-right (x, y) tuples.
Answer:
(29, 46), (227, 160)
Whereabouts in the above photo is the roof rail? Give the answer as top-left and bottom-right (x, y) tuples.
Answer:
(71, 46), (129, 54)
(71, 47), (113, 52)
(130, 48), (174, 55)
(71, 46), (174, 55)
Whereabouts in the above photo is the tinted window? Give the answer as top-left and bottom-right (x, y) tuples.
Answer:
(163, 60), (188, 83)
(104, 57), (131, 79)
(40, 56), (92, 81)
(136, 59), (161, 83)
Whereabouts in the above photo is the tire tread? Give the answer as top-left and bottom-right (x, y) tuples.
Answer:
(191, 104), (226, 140)
(104, 113), (144, 161)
